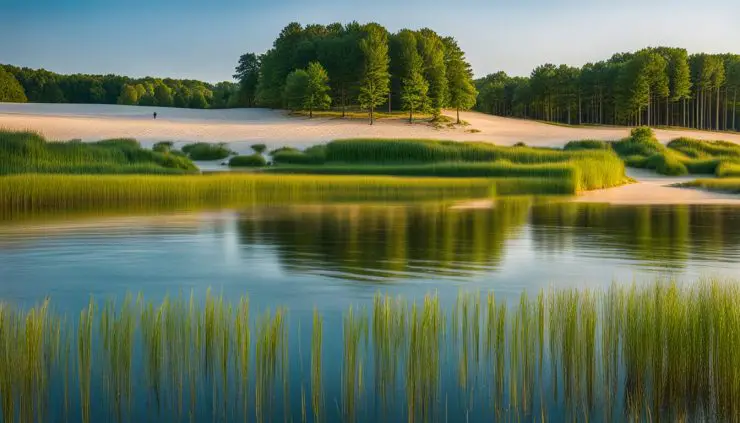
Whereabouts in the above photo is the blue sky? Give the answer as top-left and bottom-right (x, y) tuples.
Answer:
(1, 0), (737, 82)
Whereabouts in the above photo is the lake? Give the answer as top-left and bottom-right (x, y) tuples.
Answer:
(1, 199), (739, 422)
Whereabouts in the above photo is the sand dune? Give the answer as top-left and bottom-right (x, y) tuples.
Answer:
(3, 103), (740, 154)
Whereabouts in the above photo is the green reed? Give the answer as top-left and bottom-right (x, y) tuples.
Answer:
(1, 280), (740, 421)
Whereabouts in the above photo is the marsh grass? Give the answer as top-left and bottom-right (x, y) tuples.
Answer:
(0, 280), (739, 421)
(0, 130), (197, 175)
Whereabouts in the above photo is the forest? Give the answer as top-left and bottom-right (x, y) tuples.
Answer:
(234, 22), (478, 123)
(475, 48), (740, 132)
(0, 64), (240, 109)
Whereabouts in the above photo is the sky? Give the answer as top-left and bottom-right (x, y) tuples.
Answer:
(1, 0), (738, 82)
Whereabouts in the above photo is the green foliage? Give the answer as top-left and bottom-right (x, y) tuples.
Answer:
(0, 67), (27, 103)
(563, 140), (612, 151)
(152, 141), (174, 153)
(233, 53), (261, 107)
(645, 153), (688, 175)
(117, 84), (139, 105)
(228, 154), (267, 167)
(251, 144), (267, 154)
(0, 130), (197, 175)
(272, 145), (327, 165)
(358, 23), (391, 124)
(395, 30), (428, 122)
(304, 62), (332, 116)
(417, 28), (448, 115)
(716, 162), (740, 178)
(680, 178), (740, 193)
(181, 142), (234, 161)
(667, 138), (740, 158)
(443, 37), (477, 122)
(283, 70), (309, 111)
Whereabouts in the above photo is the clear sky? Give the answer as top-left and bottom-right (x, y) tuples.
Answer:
(2, 0), (737, 82)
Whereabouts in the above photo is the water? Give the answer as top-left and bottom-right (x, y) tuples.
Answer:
(1, 199), (740, 422)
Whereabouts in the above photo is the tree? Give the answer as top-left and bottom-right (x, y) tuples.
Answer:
(358, 23), (390, 125)
(117, 84), (139, 105)
(251, 143), (267, 154)
(173, 86), (192, 108)
(728, 60), (740, 131)
(0, 68), (28, 103)
(443, 37), (477, 123)
(153, 82), (173, 107)
(395, 30), (428, 123)
(189, 89), (208, 109)
(417, 28), (448, 116)
(233, 53), (260, 107)
(283, 69), (309, 111)
(304, 62), (332, 117)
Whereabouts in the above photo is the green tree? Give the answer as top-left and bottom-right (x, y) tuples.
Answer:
(358, 23), (390, 125)
(728, 60), (740, 131)
(443, 37), (477, 123)
(303, 62), (332, 117)
(283, 69), (309, 111)
(251, 143), (267, 154)
(117, 84), (139, 105)
(0, 68), (28, 103)
(417, 28), (448, 116)
(395, 30), (428, 123)
(190, 89), (208, 109)
(233, 53), (261, 107)
(153, 82), (173, 107)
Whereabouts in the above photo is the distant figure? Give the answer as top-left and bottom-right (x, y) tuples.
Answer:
(153, 112), (157, 119)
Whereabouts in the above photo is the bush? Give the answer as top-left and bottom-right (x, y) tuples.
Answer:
(269, 146), (300, 156)
(228, 154), (267, 167)
(181, 142), (234, 160)
(273, 145), (327, 165)
(153, 141), (174, 153)
(646, 153), (688, 176)
(251, 143), (267, 154)
(564, 140), (611, 151)
(716, 161), (740, 178)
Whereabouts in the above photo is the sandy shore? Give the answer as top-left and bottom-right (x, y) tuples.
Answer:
(3, 103), (740, 153)
(2, 103), (740, 205)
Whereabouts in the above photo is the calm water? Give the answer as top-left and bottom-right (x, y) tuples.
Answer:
(2, 199), (740, 422)
(2, 199), (740, 311)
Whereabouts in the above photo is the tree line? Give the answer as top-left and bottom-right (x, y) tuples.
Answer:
(475, 48), (740, 132)
(0, 64), (240, 109)
(233, 22), (478, 123)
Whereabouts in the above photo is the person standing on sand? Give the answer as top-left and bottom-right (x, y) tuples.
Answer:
(153, 112), (157, 119)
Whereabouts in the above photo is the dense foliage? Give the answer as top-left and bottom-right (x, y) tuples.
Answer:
(228, 154), (267, 167)
(476, 48), (740, 132)
(0, 67), (27, 103)
(0, 64), (238, 109)
(239, 22), (477, 121)
(181, 142), (235, 161)
(0, 131), (197, 175)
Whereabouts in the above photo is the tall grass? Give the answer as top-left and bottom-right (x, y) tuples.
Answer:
(0, 130), (197, 174)
(678, 178), (740, 194)
(0, 174), (496, 217)
(1, 280), (740, 420)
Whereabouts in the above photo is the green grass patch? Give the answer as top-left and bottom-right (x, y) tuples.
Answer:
(563, 140), (612, 151)
(228, 154), (267, 167)
(181, 142), (235, 161)
(716, 162), (740, 178)
(0, 174), (496, 216)
(678, 178), (740, 194)
(0, 130), (197, 175)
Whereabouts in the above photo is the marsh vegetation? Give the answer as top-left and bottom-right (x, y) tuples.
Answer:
(1, 279), (739, 422)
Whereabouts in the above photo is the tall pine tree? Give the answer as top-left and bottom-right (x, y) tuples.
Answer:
(358, 23), (390, 125)
(443, 37), (477, 124)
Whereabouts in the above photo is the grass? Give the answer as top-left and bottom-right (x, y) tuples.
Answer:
(181, 142), (235, 161)
(1, 279), (740, 420)
(0, 130), (197, 175)
(677, 178), (740, 194)
(0, 174), (497, 217)
(267, 138), (627, 194)
(229, 154), (267, 167)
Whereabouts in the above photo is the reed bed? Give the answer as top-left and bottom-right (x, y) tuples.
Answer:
(678, 178), (740, 194)
(0, 279), (739, 421)
(0, 130), (197, 175)
(0, 174), (496, 217)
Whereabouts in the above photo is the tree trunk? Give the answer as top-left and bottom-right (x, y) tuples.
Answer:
(409, 107), (413, 124)
(734, 88), (737, 131)
(370, 106), (374, 125)
(578, 95), (582, 125)
(309, 105), (313, 119)
(341, 86), (346, 118)
(456, 107), (460, 124)
(666, 99), (669, 126)
(716, 87), (720, 130)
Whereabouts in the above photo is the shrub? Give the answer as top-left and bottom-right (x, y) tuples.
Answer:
(228, 154), (267, 167)
(716, 161), (740, 178)
(273, 145), (327, 165)
(182, 142), (234, 160)
(564, 140), (611, 151)
(251, 143), (267, 154)
(646, 153), (688, 176)
(153, 141), (174, 153)
(269, 146), (300, 156)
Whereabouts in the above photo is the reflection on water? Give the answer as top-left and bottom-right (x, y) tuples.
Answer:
(1, 200), (740, 311)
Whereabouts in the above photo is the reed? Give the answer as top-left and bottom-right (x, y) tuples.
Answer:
(0, 174), (497, 217)
(678, 178), (740, 193)
(0, 130), (197, 175)
(0, 280), (739, 421)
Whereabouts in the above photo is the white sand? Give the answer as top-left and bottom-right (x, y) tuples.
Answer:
(3, 103), (740, 204)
